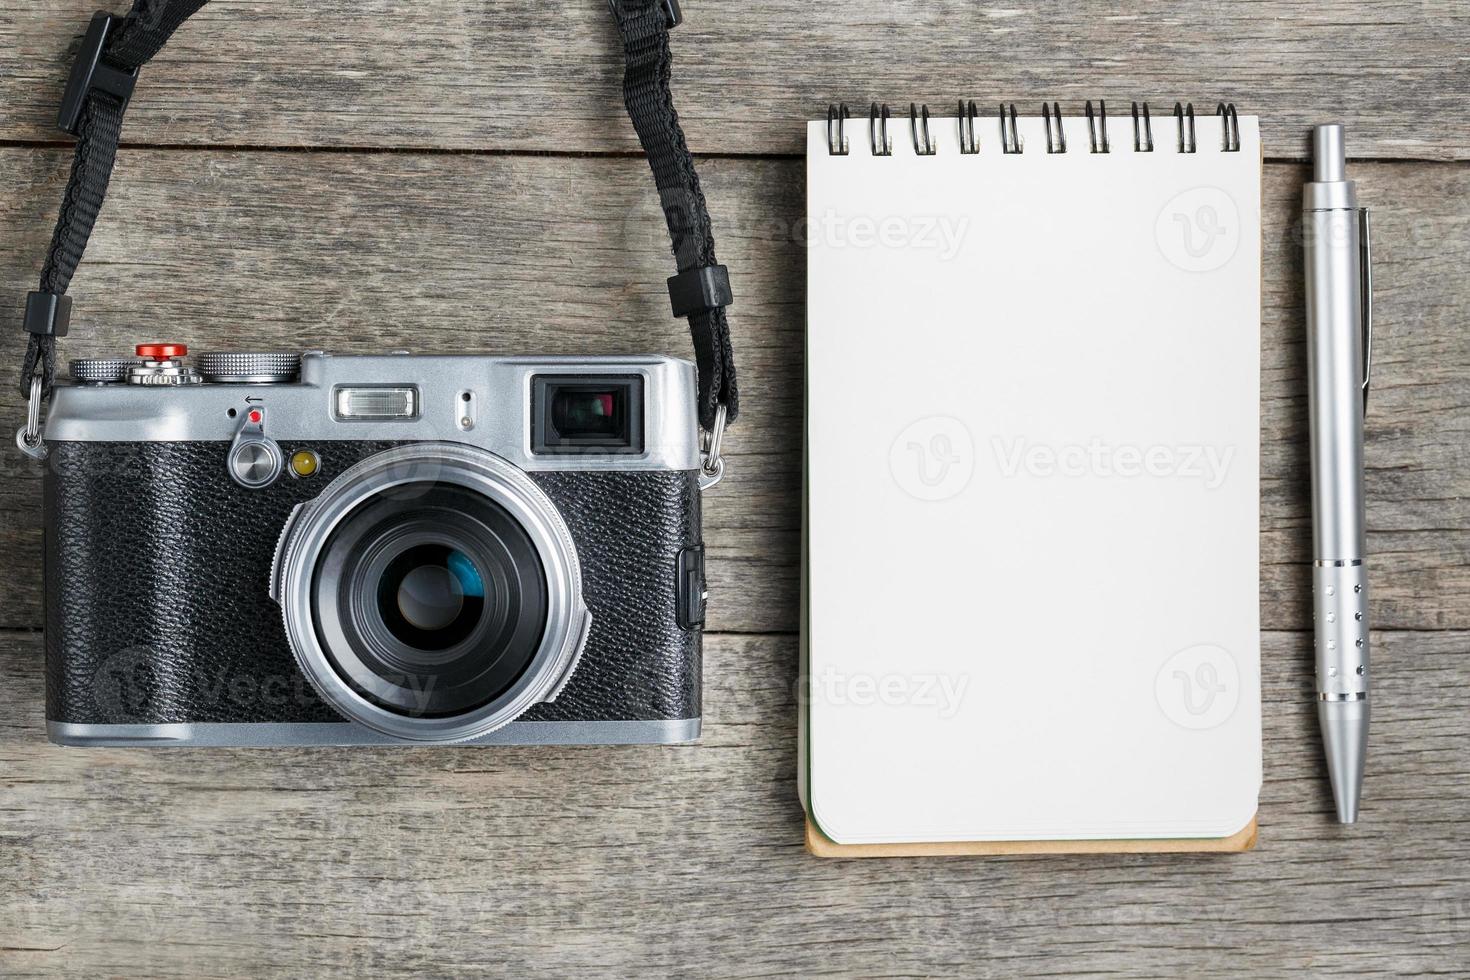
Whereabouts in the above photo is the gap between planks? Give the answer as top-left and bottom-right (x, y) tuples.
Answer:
(1, 137), (1467, 168)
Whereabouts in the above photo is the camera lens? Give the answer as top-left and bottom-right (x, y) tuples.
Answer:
(311, 483), (549, 719)
(274, 444), (589, 742)
(379, 545), (484, 643)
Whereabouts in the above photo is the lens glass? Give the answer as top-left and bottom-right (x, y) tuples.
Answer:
(377, 544), (485, 647)
(311, 483), (549, 718)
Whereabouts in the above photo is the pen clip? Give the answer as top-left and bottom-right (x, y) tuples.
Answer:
(1359, 207), (1373, 416)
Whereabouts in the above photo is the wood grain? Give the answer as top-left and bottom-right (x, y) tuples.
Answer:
(1, 630), (1467, 978)
(0, 1), (1467, 160)
(1, 2), (1468, 974)
(1, 150), (1466, 633)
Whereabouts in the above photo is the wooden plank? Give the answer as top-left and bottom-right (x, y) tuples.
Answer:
(0, 629), (1466, 977)
(0, 1), (1468, 160)
(1, 149), (1466, 631)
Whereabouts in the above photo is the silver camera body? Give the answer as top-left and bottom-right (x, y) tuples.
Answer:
(44, 350), (709, 747)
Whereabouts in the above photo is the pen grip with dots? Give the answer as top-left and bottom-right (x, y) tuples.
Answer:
(1314, 563), (1369, 701)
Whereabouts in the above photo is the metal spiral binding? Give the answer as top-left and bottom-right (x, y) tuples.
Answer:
(1042, 102), (1067, 154)
(1132, 102), (1155, 152)
(869, 102), (892, 156)
(1175, 102), (1197, 153)
(820, 99), (1237, 157)
(910, 103), (936, 155)
(1085, 100), (1110, 153)
(958, 100), (979, 154)
(999, 103), (1022, 154)
(1217, 102), (1240, 152)
(826, 103), (849, 155)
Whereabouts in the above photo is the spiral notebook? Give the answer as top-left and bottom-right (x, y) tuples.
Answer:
(800, 102), (1263, 855)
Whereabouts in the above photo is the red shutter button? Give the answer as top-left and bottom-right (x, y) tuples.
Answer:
(136, 343), (187, 360)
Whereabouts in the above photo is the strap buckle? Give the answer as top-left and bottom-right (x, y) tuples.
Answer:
(699, 402), (727, 490)
(59, 13), (139, 137)
(16, 376), (48, 461)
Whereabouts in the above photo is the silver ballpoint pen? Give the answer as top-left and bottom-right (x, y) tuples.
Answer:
(1303, 123), (1373, 823)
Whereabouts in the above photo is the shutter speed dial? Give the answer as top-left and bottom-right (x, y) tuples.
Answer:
(199, 352), (301, 384)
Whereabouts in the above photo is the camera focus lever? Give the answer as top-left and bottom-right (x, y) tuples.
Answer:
(228, 406), (284, 489)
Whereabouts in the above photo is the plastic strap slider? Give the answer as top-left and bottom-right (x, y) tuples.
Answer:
(59, 13), (139, 137)
(607, 0), (682, 31)
(24, 292), (72, 338)
(667, 265), (732, 318)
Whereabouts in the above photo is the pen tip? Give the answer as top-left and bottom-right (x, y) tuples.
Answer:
(1320, 699), (1368, 826)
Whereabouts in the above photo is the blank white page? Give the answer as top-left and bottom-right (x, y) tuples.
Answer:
(804, 111), (1262, 843)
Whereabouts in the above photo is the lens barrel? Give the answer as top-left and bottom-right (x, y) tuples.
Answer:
(311, 483), (549, 718)
(273, 444), (590, 742)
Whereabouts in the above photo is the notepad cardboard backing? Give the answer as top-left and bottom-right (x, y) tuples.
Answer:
(805, 816), (1258, 857)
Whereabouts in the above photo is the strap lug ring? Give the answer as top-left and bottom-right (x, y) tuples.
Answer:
(16, 375), (48, 460)
(699, 402), (727, 490)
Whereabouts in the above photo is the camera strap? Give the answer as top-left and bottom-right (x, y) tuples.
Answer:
(18, 0), (737, 467)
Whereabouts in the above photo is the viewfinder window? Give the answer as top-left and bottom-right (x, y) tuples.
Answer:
(532, 376), (644, 454)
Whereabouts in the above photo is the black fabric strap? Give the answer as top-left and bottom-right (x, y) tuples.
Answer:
(106, 0), (211, 66)
(20, 0), (739, 433)
(610, 0), (737, 428)
(20, 0), (204, 399)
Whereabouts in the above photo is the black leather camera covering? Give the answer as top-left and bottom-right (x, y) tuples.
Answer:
(44, 441), (701, 726)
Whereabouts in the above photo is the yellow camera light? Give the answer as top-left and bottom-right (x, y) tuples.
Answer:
(288, 450), (320, 479)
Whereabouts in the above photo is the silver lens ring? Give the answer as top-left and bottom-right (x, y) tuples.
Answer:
(273, 443), (590, 742)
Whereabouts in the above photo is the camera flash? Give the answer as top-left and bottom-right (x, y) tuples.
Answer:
(333, 386), (418, 420)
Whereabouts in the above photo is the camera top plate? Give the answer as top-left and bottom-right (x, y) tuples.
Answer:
(43, 352), (701, 474)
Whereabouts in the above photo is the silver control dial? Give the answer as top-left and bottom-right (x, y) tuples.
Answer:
(69, 358), (141, 384)
(198, 352), (301, 384)
(128, 361), (202, 386)
(127, 344), (201, 386)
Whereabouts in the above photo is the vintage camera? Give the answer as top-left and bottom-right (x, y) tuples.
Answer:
(43, 347), (710, 746)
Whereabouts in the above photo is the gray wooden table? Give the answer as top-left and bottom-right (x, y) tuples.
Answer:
(2, 2), (1467, 976)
